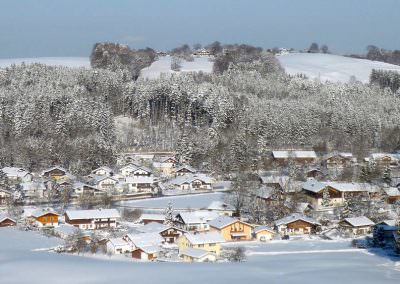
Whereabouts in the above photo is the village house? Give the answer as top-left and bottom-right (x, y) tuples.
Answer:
(19, 181), (47, 200)
(365, 153), (399, 168)
(0, 214), (16, 227)
(64, 208), (120, 230)
(382, 187), (400, 204)
(92, 176), (119, 191)
(137, 222), (186, 243)
(301, 179), (379, 210)
(272, 150), (318, 165)
(253, 226), (275, 241)
(72, 182), (104, 197)
(206, 201), (235, 216)
(254, 186), (281, 206)
(305, 167), (324, 179)
(152, 156), (177, 175)
(53, 223), (80, 239)
(139, 214), (165, 225)
(175, 165), (197, 176)
(120, 164), (152, 177)
(259, 173), (289, 191)
(1, 167), (33, 183)
(179, 247), (217, 262)
(274, 213), (321, 236)
(123, 232), (163, 261)
(131, 245), (160, 261)
(125, 176), (156, 193)
(31, 208), (60, 228)
(91, 166), (114, 177)
(178, 231), (225, 260)
(323, 152), (355, 169)
(106, 238), (132, 254)
(340, 216), (375, 236)
(41, 166), (69, 180)
(208, 216), (254, 241)
(175, 211), (219, 232)
(167, 174), (214, 191)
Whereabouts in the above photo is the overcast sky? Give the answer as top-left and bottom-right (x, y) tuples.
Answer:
(1, 0), (399, 58)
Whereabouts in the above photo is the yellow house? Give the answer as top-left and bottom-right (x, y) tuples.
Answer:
(208, 216), (255, 241)
(178, 232), (224, 257)
(253, 226), (275, 241)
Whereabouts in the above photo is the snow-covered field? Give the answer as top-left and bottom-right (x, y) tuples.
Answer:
(139, 55), (213, 80)
(118, 192), (225, 210)
(278, 53), (400, 83)
(0, 57), (90, 68)
(1, 227), (399, 284)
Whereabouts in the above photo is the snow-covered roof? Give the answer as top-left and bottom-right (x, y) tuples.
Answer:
(272, 150), (317, 159)
(20, 181), (46, 191)
(31, 208), (59, 218)
(139, 214), (165, 222)
(207, 201), (234, 211)
(324, 152), (354, 160)
(253, 225), (275, 234)
(107, 238), (130, 247)
(370, 153), (398, 161)
(302, 179), (379, 193)
(180, 247), (213, 258)
(125, 232), (164, 247)
(343, 216), (374, 227)
(0, 213), (16, 223)
(275, 213), (320, 226)
(126, 176), (155, 184)
(259, 175), (289, 186)
(1, 167), (31, 178)
(168, 174), (214, 186)
(137, 222), (169, 234)
(212, 181), (232, 190)
(176, 211), (219, 225)
(65, 209), (120, 220)
(184, 231), (225, 245)
(136, 244), (160, 254)
(54, 224), (78, 236)
(255, 186), (274, 200)
(208, 216), (248, 229)
(176, 165), (197, 173)
(383, 187), (400, 197)
(92, 166), (114, 175)
(92, 175), (119, 184)
(377, 220), (397, 227)
(41, 166), (68, 175)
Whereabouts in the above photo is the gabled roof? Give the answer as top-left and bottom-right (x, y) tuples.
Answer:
(92, 175), (119, 184)
(0, 213), (16, 223)
(376, 220), (397, 227)
(92, 166), (114, 175)
(107, 238), (130, 247)
(254, 186), (275, 200)
(275, 213), (320, 226)
(137, 222), (169, 233)
(168, 174), (214, 186)
(1, 167), (31, 178)
(208, 216), (252, 230)
(324, 152), (353, 160)
(302, 179), (326, 193)
(176, 165), (197, 173)
(176, 211), (219, 225)
(383, 187), (400, 197)
(139, 214), (165, 222)
(253, 226), (275, 234)
(180, 247), (214, 259)
(302, 179), (379, 194)
(125, 232), (164, 247)
(343, 216), (375, 227)
(259, 175), (289, 186)
(41, 166), (68, 175)
(31, 208), (59, 218)
(136, 244), (160, 254)
(65, 209), (120, 220)
(184, 231), (225, 245)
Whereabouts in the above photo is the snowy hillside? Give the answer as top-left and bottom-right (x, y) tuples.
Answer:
(278, 53), (400, 83)
(140, 55), (213, 80)
(0, 57), (90, 68)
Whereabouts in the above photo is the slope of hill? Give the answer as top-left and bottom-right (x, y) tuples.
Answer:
(0, 57), (90, 68)
(139, 55), (213, 80)
(278, 53), (400, 83)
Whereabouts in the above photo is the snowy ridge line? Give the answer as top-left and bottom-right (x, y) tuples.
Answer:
(247, 248), (366, 256)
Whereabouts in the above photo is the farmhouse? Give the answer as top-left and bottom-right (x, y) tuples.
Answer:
(0, 214), (16, 227)
(91, 166), (114, 177)
(175, 165), (197, 176)
(65, 208), (120, 230)
(340, 216), (375, 236)
(41, 166), (69, 180)
(209, 216), (254, 241)
(253, 226), (275, 241)
(125, 176), (156, 193)
(31, 208), (59, 228)
(178, 231), (224, 258)
(175, 211), (219, 231)
(275, 213), (320, 236)
(323, 152), (355, 169)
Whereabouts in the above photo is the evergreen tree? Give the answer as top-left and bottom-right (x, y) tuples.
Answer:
(383, 166), (392, 184)
(321, 188), (331, 207)
(164, 202), (174, 226)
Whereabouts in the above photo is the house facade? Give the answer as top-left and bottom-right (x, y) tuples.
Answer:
(178, 232), (224, 257)
(275, 213), (320, 236)
(340, 216), (375, 236)
(208, 216), (254, 241)
(31, 208), (59, 227)
(65, 209), (120, 230)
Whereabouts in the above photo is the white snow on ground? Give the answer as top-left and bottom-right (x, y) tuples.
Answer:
(1, 227), (400, 284)
(278, 53), (400, 83)
(139, 55), (213, 80)
(0, 57), (90, 68)
(118, 192), (225, 209)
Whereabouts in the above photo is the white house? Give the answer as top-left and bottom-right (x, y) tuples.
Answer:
(125, 176), (156, 193)
(340, 216), (375, 236)
(167, 174), (215, 191)
(65, 209), (120, 230)
(92, 176), (119, 191)
(1, 167), (33, 183)
(174, 211), (219, 232)
(106, 238), (132, 254)
(91, 166), (114, 177)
